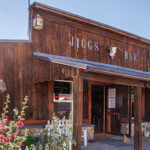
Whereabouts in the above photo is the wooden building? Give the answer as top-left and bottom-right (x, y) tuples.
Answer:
(0, 2), (150, 149)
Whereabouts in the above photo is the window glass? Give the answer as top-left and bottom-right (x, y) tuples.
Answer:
(54, 81), (72, 101)
(54, 103), (71, 119)
(53, 81), (73, 119)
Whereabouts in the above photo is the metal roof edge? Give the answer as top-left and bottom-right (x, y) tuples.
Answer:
(33, 52), (150, 81)
(33, 52), (150, 75)
(0, 39), (32, 43)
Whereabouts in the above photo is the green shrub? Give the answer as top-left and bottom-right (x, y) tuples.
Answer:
(23, 135), (39, 150)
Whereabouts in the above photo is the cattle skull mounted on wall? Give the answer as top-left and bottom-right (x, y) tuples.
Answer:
(109, 47), (121, 59)
(0, 80), (6, 94)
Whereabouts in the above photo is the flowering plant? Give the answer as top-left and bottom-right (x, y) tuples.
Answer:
(44, 112), (76, 150)
(0, 95), (28, 150)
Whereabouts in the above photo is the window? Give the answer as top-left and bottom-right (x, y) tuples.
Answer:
(53, 81), (73, 119)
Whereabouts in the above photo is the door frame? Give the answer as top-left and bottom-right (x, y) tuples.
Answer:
(90, 81), (110, 133)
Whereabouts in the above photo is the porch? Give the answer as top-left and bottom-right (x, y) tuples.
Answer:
(33, 52), (150, 150)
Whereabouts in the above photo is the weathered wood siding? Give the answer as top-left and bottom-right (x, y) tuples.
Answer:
(0, 42), (74, 120)
(0, 42), (33, 119)
(31, 5), (150, 82)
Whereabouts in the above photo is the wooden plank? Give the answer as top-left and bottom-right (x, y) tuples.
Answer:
(88, 80), (92, 124)
(23, 120), (47, 125)
(128, 86), (132, 137)
(107, 108), (111, 132)
(48, 81), (54, 121)
(134, 87), (142, 150)
(32, 4), (150, 45)
(80, 71), (145, 87)
(73, 76), (83, 150)
(141, 88), (145, 119)
(103, 86), (106, 133)
(32, 6), (150, 84)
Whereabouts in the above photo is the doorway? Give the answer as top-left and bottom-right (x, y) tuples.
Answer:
(91, 85), (105, 133)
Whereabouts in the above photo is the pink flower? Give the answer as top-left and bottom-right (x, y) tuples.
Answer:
(3, 115), (8, 120)
(16, 121), (24, 128)
(1, 122), (5, 128)
(17, 130), (22, 134)
(5, 137), (11, 142)
(20, 141), (24, 148)
(0, 139), (4, 144)
(10, 134), (14, 139)
(0, 130), (3, 135)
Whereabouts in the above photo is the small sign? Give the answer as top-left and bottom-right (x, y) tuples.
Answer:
(108, 88), (116, 108)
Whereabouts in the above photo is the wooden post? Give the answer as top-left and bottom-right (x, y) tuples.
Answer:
(107, 108), (111, 132)
(48, 81), (54, 121)
(103, 86), (106, 133)
(128, 86), (132, 137)
(73, 76), (83, 150)
(88, 80), (92, 124)
(134, 87), (142, 150)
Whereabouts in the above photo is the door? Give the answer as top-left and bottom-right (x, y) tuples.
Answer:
(91, 85), (105, 133)
(106, 85), (128, 135)
(107, 87), (121, 134)
(110, 108), (121, 134)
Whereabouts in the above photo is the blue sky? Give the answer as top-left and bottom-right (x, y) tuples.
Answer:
(0, 0), (150, 40)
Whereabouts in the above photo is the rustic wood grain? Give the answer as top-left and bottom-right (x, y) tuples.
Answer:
(134, 87), (142, 150)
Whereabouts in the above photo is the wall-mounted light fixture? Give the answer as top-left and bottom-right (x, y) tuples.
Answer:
(0, 79), (6, 94)
(33, 14), (43, 30)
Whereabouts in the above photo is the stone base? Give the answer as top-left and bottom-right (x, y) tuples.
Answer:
(82, 123), (95, 140)
(25, 123), (95, 141)
(25, 124), (95, 141)
(120, 121), (150, 136)
(26, 128), (46, 137)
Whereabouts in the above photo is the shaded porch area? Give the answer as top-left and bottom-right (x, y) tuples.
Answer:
(33, 52), (150, 150)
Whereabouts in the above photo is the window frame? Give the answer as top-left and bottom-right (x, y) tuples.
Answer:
(53, 80), (73, 120)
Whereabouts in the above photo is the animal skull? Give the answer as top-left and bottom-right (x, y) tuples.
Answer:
(109, 47), (117, 59)
(0, 80), (6, 94)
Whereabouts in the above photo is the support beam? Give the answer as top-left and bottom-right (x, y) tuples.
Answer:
(128, 86), (132, 137)
(134, 87), (142, 150)
(73, 76), (83, 150)
(48, 81), (54, 121)
(80, 71), (145, 88)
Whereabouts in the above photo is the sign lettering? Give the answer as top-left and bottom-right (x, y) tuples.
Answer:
(125, 50), (137, 61)
(69, 36), (99, 51)
(69, 36), (137, 62)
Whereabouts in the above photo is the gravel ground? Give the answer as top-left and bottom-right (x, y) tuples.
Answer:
(82, 136), (150, 150)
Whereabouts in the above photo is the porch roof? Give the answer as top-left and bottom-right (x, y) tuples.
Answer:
(33, 52), (150, 81)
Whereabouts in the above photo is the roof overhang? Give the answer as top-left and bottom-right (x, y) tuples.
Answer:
(33, 52), (150, 81)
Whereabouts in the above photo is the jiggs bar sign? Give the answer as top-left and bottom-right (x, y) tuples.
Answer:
(69, 36), (137, 62)
(69, 36), (99, 51)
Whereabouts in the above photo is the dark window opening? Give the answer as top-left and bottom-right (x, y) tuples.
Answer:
(83, 80), (89, 120)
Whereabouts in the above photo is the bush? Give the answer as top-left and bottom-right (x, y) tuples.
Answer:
(23, 135), (39, 150)
(0, 95), (28, 150)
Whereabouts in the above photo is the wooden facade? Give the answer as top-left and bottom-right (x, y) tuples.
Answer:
(0, 2), (150, 150)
